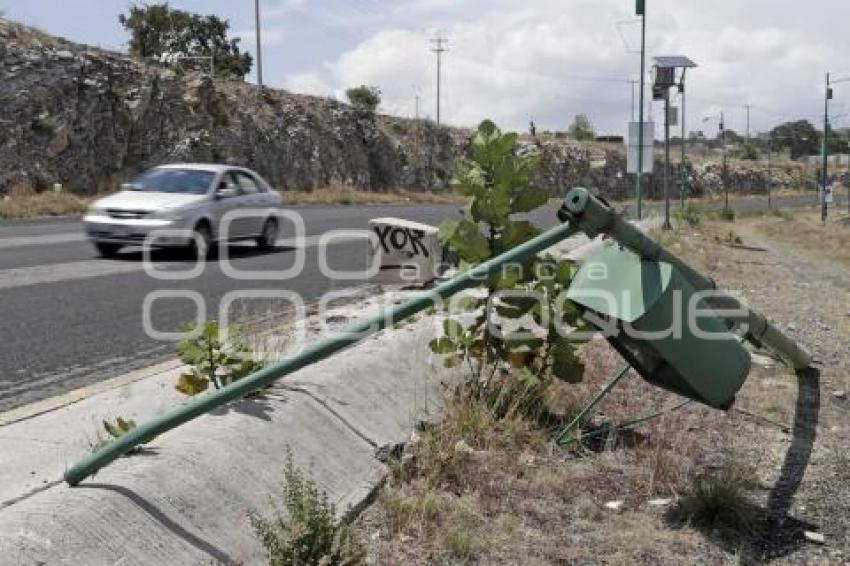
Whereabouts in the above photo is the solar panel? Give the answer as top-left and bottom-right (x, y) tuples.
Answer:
(653, 55), (697, 69)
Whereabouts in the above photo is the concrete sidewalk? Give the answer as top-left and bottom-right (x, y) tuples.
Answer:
(0, 292), (451, 565)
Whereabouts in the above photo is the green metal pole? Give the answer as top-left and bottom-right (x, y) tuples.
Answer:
(65, 221), (582, 486)
(822, 72), (830, 223)
(556, 363), (631, 444)
(636, 0), (646, 219)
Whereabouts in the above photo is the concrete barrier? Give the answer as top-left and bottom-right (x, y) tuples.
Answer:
(368, 218), (444, 284)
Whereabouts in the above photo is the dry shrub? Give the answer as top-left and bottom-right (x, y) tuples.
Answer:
(668, 463), (759, 535)
(0, 190), (88, 218)
(281, 186), (461, 206)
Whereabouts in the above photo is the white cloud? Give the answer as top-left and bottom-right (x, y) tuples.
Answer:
(281, 0), (850, 135)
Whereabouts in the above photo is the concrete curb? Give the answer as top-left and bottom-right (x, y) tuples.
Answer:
(0, 292), (451, 565)
(0, 360), (184, 427)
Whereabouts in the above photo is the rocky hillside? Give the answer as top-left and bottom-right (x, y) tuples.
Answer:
(0, 18), (807, 200)
(0, 18), (468, 195)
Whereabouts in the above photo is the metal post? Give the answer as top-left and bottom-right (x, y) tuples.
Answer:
(721, 111), (728, 211)
(255, 0), (263, 87)
(663, 89), (672, 230)
(767, 134), (772, 208)
(680, 82), (686, 208)
(431, 36), (447, 126)
(636, 5), (647, 219)
(822, 72), (830, 223)
(65, 220), (582, 485)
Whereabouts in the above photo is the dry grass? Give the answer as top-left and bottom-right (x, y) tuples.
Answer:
(281, 186), (462, 206)
(0, 190), (89, 219)
(757, 210), (850, 266)
(356, 339), (729, 563)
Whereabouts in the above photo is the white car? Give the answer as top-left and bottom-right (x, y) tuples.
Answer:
(84, 164), (284, 257)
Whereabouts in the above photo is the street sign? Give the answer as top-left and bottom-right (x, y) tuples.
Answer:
(627, 121), (654, 174)
(667, 106), (678, 127)
(636, 0), (645, 15)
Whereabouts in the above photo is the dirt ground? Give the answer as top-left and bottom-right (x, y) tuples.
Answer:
(353, 207), (850, 565)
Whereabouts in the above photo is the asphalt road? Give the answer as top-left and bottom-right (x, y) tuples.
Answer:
(0, 193), (840, 412)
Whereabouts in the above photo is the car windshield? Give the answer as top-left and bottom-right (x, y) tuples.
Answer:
(127, 169), (215, 194)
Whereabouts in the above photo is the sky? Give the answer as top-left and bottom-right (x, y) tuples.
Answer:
(4, 0), (850, 138)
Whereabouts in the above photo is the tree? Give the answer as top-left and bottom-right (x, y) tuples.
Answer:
(770, 120), (820, 159)
(567, 114), (595, 141)
(119, 3), (252, 79)
(345, 85), (381, 113)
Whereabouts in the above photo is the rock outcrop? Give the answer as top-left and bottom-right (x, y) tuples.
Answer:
(0, 19), (466, 195)
(0, 18), (808, 200)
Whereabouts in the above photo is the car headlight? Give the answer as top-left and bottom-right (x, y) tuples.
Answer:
(152, 209), (187, 222)
(86, 206), (107, 217)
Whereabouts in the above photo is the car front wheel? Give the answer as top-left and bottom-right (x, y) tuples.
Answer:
(189, 223), (212, 259)
(95, 242), (122, 258)
(257, 218), (279, 250)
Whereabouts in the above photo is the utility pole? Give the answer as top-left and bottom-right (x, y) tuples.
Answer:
(822, 72), (830, 223)
(767, 133), (772, 209)
(415, 94), (420, 120)
(743, 103), (752, 141)
(636, 0), (647, 219)
(663, 88), (671, 230)
(430, 35), (448, 126)
(680, 81), (686, 208)
(255, 0), (263, 87)
(721, 111), (728, 211)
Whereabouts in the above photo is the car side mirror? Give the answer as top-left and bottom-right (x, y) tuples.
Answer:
(216, 185), (238, 200)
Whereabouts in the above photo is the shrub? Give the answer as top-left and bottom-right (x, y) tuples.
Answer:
(345, 85), (381, 113)
(674, 203), (702, 226)
(174, 320), (263, 396)
(718, 208), (735, 222)
(431, 120), (586, 404)
(672, 465), (756, 534)
(251, 453), (366, 565)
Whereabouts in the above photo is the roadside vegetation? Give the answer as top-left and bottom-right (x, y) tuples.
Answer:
(347, 122), (823, 563)
(252, 452), (366, 566)
(0, 189), (88, 218)
(281, 186), (462, 206)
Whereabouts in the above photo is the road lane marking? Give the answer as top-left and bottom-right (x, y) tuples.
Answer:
(0, 233), (371, 290)
(0, 232), (370, 250)
(0, 260), (146, 290)
(0, 233), (85, 249)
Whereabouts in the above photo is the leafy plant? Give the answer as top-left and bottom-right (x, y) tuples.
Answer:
(345, 85), (381, 113)
(718, 207), (736, 222)
(674, 203), (702, 226)
(92, 416), (147, 454)
(175, 320), (263, 396)
(431, 120), (586, 402)
(252, 452), (366, 566)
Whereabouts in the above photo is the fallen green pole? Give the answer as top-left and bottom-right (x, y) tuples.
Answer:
(65, 220), (582, 485)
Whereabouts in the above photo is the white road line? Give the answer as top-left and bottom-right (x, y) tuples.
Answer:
(0, 233), (85, 249)
(0, 260), (146, 290)
(0, 233), (371, 290)
(0, 232), (370, 250)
